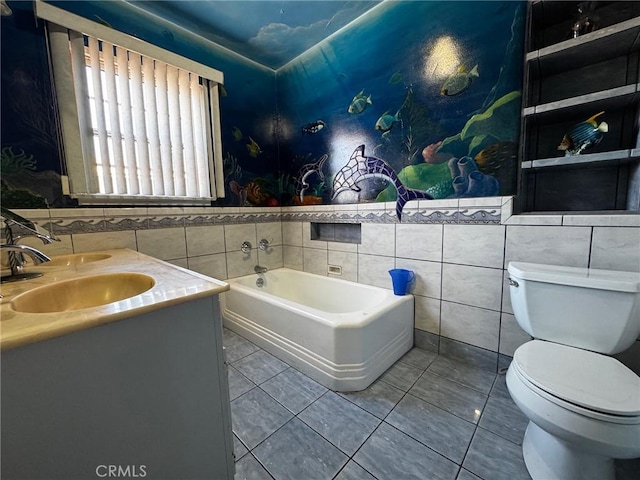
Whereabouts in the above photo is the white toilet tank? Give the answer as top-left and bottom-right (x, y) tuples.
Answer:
(508, 262), (640, 354)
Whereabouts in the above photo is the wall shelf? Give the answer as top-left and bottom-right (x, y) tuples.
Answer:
(519, 0), (640, 212)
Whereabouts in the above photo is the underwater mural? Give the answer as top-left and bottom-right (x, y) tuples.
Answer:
(277, 0), (526, 213)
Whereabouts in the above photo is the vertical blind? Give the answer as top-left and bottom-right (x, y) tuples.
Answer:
(81, 37), (211, 199)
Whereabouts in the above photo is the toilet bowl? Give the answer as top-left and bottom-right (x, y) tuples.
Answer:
(505, 262), (640, 480)
(507, 340), (640, 480)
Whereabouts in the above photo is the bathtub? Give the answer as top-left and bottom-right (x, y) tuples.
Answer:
(220, 268), (414, 392)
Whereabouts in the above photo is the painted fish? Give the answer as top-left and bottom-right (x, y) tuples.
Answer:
(389, 71), (403, 85)
(246, 137), (262, 157)
(232, 126), (243, 141)
(348, 90), (372, 114)
(302, 120), (326, 135)
(557, 111), (608, 156)
(441, 64), (479, 96)
(294, 154), (328, 203)
(375, 111), (400, 133)
(332, 145), (433, 220)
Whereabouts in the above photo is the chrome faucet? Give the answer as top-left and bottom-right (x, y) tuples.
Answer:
(254, 265), (268, 274)
(1, 207), (57, 281)
(1, 244), (51, 264)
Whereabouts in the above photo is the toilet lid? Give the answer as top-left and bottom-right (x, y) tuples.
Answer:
(513, 341), (640, 416)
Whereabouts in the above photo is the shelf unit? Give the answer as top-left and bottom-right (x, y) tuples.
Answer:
(519, 0), (640, 212)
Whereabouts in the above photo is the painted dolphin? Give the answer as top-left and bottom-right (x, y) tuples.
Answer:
(331, 145), (433, 220)
(295, 154), (328, 203)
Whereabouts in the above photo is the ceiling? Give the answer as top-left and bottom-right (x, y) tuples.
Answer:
(127, 1), (382, 70)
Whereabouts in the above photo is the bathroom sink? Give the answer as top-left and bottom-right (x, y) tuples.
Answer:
(43, 253), (112, 267)
(10, 273), (155, 313)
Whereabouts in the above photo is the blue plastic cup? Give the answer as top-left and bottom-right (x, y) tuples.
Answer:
(389, 268), (415, 295)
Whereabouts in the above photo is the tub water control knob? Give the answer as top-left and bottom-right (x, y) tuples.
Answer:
(259, 239), (270, 250)
(241, 241), (252, 254)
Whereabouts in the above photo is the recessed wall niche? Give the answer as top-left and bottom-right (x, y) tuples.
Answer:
(310, 223), (361, 244)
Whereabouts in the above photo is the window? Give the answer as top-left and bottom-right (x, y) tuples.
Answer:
(37, 1), (225, 205)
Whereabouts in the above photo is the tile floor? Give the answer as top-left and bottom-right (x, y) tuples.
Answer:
(224, 328), (640, 480)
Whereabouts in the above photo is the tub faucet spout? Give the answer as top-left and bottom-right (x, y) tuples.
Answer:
(254, 265), (268, 274)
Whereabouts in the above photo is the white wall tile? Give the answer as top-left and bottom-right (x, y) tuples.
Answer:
(357, 253), (395, 289)
(226, 249), (256, 278)
(257, 222), (283, 246)
(440, 301), (500, 351)
(358, 223), (395, 256)
(224, 224), (257, 252)
(396, 224), (443, 262)
(303, 248), (328, 276)
(505, 226), (591, 268)
(442, 264), (502, 311)
(282, 221), (303, 246)
(328, 250), (358, 282)
(395, 258), (441, 299)
(72, 231), (137, 253)
(166, 258), (188, 269)
(499, 313), (532, 357)
(187, 253), (227, 280)
(415, 295), (441, 334)
(258, 245), (284, 271)
(327, 241), (358, 253)
(590, 227), (640, 272)
(136, 227), (186, 260)
(443, 224), (505, 268)
(302, 222), (327, 249)
(283, 245), (303, 270)
(185, 225), (225, 257)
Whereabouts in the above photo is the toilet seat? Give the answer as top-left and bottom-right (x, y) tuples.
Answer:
(512, 341), (640, 421)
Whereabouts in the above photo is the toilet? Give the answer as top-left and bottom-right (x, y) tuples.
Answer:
(505, 262), (640, 480)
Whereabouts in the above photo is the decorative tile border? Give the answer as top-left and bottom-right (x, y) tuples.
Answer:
(4, 197), (638, 236)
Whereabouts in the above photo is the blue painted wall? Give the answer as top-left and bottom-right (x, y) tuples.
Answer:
(1, 0), (525, 210)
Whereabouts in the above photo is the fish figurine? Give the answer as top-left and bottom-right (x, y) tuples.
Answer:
(332, 145), (433, 220)
(440, 64), (479, 96)
(302, 120), (326, 135)
(557, 111), (608, 156)
(375, 111), (401, 133)
(246, 137), (262, 157)
(348, 90), (372, 114)
(232, 126), (243, 141)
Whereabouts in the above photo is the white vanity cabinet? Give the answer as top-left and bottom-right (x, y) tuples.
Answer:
(1, 295), (234, 480)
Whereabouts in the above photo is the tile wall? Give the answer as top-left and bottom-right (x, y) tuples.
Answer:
(9, 197), (640, 373)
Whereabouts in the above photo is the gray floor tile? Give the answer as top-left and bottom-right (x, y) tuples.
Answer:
(232, 350), (289, 384)
(234, 453), (273, 480)
(415, 329), (440, 353)
(386, 393), (475, 464)
(400, 347), (438, 370)
(456, 469), (482, 480)
(229, 365), (256, 401)
(409, 371), (488, 424)
(298, 391), (380, 456)
(489, 373), (511, 401)
(427, 356), (496, 394)
(234, 434), (249, 461)
(225, 335), (261, 363)
(379, 360), (424, 391)
(439, 337), (497, 373)
(260, 368), (327, 414)
(253, 418), (348, 480)
(231, 388), (293, 449)
(478, 395), (528, 445)
(334, 461), (376, 480)
(338, 380), (405, 419)
(354, 423), (459, 480)
(616, 457), (640, 480)
(462, 428), (531, 480)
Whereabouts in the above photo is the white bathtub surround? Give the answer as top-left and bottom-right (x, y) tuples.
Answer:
(226, 249), (258, 278)
(221, 268), (414, 391)
(257, 222), (283, 247)
(224, 223), (258, 253)
(282, 221), (303, 246)
(283, 245), (303, 270)
(258, 245), (284, 271)
(328, 250), (358, 281)
(303, 248), (328, 276)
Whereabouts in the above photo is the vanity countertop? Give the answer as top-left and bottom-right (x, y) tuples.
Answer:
(0, 249), (229, 351)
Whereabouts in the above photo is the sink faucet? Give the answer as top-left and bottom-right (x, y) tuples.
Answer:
(254, 265), (268, 274)
(1, 208), (57, 280)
